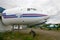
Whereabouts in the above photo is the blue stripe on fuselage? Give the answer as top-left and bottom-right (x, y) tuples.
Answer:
(2, 13), (47, 18)
(2, 13), (18, 18)
(20, 16), (44, 18)
(20, 14), (47, 18)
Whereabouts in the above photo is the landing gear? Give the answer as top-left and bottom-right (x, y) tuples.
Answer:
(12, 25), (20, 31)
(12, 25), (27, 31)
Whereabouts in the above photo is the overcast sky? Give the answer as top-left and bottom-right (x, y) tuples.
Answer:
(0, 0), (60, 24)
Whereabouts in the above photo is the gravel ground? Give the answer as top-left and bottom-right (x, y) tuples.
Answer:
(16, 28), (60, 40)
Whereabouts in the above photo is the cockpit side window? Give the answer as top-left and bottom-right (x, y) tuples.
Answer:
(27, 8), (36, 11)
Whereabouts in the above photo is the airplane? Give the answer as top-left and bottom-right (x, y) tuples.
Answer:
(0, 0), (60, 32)
(2, 7), (49, 25)
(0, 7), (49, 29)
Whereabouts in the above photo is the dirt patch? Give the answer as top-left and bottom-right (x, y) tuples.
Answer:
(17, 28), (60, 40)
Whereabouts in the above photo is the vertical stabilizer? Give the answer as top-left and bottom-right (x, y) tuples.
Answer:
(0, 7), (5, 13)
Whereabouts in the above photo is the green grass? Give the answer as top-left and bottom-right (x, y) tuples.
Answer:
(0, 31), (33, 40)
(0, 30), (60, 40)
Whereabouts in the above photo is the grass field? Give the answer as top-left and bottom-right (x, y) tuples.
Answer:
(0, 28), (60, 40)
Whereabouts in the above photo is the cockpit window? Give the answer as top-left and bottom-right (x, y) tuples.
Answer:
(27, 8), (30, 11)
(27, 8), (36, 11)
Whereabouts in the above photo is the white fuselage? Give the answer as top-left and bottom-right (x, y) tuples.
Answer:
(2, 8), (49, 25)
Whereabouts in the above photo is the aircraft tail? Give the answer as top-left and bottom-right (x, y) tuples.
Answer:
(0, 7), (5, 13)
